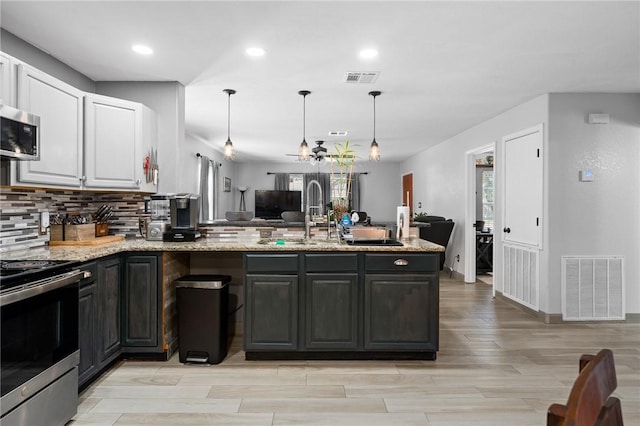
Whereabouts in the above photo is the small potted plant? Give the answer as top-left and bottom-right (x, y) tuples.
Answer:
(329, 140), (356, 221)
(413, 212), (431, 223)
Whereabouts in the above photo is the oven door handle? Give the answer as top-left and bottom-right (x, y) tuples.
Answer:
(0, 269), (89, 306)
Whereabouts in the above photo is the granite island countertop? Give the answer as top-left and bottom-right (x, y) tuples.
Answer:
(3, 237), (444, 263)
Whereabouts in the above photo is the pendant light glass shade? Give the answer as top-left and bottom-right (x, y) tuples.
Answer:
(368, 91), (381, 161)
(298, 140), (310, 160)
(298, 90), (311, 161)
(223, 89), (236, 160)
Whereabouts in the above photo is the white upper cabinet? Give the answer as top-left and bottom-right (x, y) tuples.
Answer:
(84, 93), (156, 191)
(0, 52), (16, 107)
(7, 58), (158, 193)
(15, 64), (84, 187)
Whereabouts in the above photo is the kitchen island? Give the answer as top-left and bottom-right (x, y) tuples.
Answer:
(5, 236), (444, 367)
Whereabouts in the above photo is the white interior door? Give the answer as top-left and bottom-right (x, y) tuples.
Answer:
(503, 125), (543, 248)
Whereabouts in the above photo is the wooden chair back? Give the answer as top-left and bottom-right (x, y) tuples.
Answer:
(547, 349), (623, 426)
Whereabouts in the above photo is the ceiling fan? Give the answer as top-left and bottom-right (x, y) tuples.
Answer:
(286, 140), (329, 164)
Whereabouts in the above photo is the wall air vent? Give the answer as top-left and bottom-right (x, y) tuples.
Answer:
(344, 72), (380, 84)
(562, 256), (624, 320)
(328, 131), (348, 137)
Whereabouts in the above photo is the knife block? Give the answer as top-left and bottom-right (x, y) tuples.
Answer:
(50, 224), (96, 241)
(95, 223), (109, 237)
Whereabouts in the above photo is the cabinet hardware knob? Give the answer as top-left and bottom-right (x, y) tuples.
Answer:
(394, 259), (409, 266)
(503, 227), (511, 233)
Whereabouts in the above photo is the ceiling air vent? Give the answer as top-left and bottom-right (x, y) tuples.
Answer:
(329, 131), (348, 137)
(344, 72), (380, 84)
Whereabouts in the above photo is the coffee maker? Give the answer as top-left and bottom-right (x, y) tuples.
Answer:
(163, 193), (201, 242)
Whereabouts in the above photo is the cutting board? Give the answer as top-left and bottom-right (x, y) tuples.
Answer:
(49, 235), (125, 246)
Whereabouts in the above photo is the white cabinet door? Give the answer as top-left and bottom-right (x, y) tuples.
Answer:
(0, 52), (16, 107)
(16, 64), (84, 187)
(502, 124), (543, 248)
(84, 94), (142, 189)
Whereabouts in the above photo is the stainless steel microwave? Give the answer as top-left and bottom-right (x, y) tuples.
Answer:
(0, 104), (40, 160)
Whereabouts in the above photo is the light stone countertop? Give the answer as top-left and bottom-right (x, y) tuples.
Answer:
(3, 237), (444, 262)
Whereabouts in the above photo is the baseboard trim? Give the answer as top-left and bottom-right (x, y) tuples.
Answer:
(495, 291), (638, 324)
(494, 291), (541, 320)
(441, 268), (464, 281)
(625, 313), (640, 323)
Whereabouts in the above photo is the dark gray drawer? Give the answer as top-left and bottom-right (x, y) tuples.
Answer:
(305, 254), (358, 272)
(364, 253), (438, 273)
(245, 254), (299, 273)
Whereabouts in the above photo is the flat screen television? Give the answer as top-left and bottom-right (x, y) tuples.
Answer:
(254, 190), (302, 219)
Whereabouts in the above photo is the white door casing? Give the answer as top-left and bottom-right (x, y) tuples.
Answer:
(464, 143), (495, 285)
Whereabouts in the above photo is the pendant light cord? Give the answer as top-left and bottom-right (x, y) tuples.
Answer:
(227, 91), (231, 141)
(373, 94), (376, 140)
(303, 94), (306, 141)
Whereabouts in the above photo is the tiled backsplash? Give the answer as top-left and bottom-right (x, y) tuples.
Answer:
(0, 187), (146, 252)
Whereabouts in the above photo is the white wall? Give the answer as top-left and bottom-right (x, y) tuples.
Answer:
(1, 29), (95, 92)
(234, 160), (402, 222)
(95, 82), (185, 194)
(404, 93), (640, 316)
(403, 95), (549, 278)
(547, 93), (640, 314)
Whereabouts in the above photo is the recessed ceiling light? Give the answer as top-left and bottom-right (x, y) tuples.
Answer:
(246, 47), (266, 57)
(132, 44), (153, 55)
(359, 48), (378, 59)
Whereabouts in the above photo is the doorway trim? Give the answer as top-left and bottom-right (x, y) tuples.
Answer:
(464, 143), (496, 289)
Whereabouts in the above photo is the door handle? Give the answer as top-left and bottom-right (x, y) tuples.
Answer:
(503, 227), (511, 233)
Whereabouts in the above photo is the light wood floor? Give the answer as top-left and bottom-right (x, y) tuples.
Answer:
(71, 276), (639, 425)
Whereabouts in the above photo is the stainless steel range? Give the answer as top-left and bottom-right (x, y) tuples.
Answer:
(0, 260), (89, 426)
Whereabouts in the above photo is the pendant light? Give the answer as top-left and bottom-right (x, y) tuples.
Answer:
(223, 89), (236, 160)
(368, 90), (381, 161)
(298, 90), (311, 161)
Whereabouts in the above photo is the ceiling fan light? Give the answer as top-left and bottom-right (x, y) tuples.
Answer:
(224, 139), (235, 160)
(298, 139), (310, 161)
(369, 139), (380, 161)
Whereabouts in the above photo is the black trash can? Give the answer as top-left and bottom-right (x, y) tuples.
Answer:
(176, 274), (231, 364)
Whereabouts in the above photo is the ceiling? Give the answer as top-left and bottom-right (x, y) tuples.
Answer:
(1, 1), (639, 163)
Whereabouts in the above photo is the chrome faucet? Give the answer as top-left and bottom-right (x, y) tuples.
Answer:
(305, 179), (323, 239)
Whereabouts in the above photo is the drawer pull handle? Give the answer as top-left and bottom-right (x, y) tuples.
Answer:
(394, 258), (409, 266)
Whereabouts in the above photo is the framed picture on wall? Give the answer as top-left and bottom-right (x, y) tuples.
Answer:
(224, 177), (231, 192)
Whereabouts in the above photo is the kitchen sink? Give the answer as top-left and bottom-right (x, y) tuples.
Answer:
(345, 239), (404, 246)
(257, 238), (318, 246)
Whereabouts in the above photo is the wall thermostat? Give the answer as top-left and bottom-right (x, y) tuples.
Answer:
(588, 113), (609, 124)
(579, 170), (594, 182)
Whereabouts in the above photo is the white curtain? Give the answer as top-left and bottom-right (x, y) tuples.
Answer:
(198, 155), (218, 223)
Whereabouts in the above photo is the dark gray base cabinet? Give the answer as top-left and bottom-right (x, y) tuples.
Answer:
(244, 274), (298, 350)
(78, 262), (98, 387)
(78, 256), (121, 388)
(305, 273), (358, 349)
(79, 253), (163, 388)
(244, 252), (440, 360)
(98, 256), (122, 365)
(364, 273), (438, 350)
(121, 254), (160, 351)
